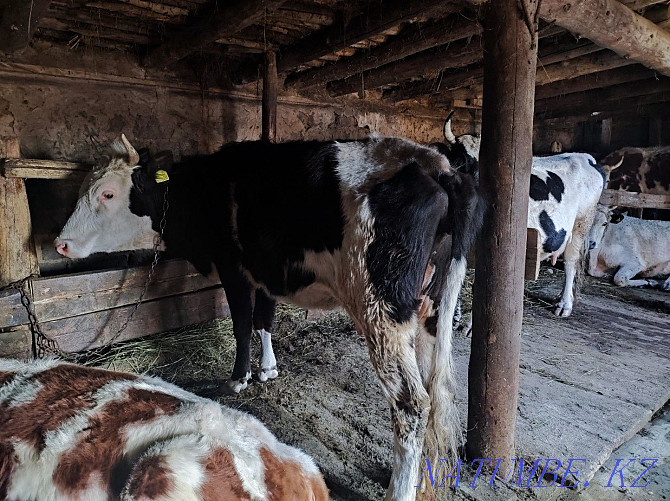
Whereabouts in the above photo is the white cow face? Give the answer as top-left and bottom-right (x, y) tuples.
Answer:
(588, 205), (610, 252)
(55, 135), (159, 258)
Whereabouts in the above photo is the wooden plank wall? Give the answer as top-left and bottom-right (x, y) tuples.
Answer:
(0, 259), (228, 357)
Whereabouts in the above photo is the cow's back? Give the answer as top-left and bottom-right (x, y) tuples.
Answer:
(0, 359), (327, 501)
(527, 153), (604, 259)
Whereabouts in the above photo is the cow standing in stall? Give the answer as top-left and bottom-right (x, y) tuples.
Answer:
(0, 359), (328, 501)
(434, 112), (607, 318)
(55, 135), (485, 501)
(587, 205), (670, 290)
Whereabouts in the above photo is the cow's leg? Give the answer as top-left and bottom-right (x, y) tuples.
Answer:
(253, 289), (279, 382)
(220, 272), (253, 393)
(554, 217), (591, 317)
(357, 317), (429, 501)
(613, 264), (658, 288)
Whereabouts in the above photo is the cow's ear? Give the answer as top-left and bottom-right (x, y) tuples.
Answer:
(610, 213), (624, 224)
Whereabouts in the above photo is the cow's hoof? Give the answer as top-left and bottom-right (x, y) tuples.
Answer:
(553, 304), (572, 317)
(223, 372), (252, 394)
(258, 366), (279, 382)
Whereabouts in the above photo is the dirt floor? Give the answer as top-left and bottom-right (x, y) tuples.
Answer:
(88, 266), (670, 501)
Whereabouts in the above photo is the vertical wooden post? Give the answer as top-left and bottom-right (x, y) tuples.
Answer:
(0, 137), (39, 287)
(467, 0), (539, 464)
(601, 118), (612, 152)
(649, 117), (662, 146)
(262, 50), (278, 143)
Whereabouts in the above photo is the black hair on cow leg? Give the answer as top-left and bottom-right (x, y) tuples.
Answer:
(253, 289), (276, 332)
(217, 269), (254, 390)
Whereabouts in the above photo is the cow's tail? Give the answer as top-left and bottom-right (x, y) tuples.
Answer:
(423, 171), (485, 478)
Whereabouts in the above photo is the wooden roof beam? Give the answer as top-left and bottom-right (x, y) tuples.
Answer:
(284, 15), (481, 91)
(535, 79), (670, 118)
(381, 28), (596, 103)
(535, 65), (658, 100)
(0, 0), (52, 53)
(327, 37), (483, 97)
(539, 0), (670, 78)
(144, 0), (288, 69)
(276, 0), (454, 73)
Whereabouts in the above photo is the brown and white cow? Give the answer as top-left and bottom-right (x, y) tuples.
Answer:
(434, 113), (606, 317)
(587, 206), (670, 290)
(602, 146), (670, 195)
(601, 146), (670, 219)
(0, 358), (328, 501)
(55, 135), (485, 500)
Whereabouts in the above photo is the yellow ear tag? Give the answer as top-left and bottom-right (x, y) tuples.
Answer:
(155, 170), (169, 183)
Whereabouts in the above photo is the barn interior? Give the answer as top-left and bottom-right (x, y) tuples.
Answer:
(1, 0), (670, 499)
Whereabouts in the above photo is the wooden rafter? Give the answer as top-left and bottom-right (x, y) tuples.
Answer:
(540, 0), (670, 78)
(327, 37), (483, 97)
(0, 0), (53, 53)
(284, 15), (481, 90)
(535, 79), (670, 118)
(144, 0), (288, 68)
(276, 0), (454, 73)
(535, 65), (658, 100)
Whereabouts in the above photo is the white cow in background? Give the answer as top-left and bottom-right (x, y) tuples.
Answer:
(587, 205), (670, 290)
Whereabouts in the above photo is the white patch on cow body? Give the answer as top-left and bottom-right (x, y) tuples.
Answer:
(334, 135), (450, 191)
(459, 134), (481, 161)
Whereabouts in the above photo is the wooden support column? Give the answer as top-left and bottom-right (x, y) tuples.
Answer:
(649, 117), (662, 146)
(0, 138), (39, 287)
(262, 51), (278, 143)
(601, 118), (613, 152)
(467, 0), (539, 464)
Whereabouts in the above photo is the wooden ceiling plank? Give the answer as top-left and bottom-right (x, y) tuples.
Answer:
(535, 65), (658, 100)
(285, 15), (481, 90)
(144, 0), (288, 68)
(276, 0), (455, 73)
(327, 36), (483, 96)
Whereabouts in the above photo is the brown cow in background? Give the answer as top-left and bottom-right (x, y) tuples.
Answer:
(601, 146), (670, 219)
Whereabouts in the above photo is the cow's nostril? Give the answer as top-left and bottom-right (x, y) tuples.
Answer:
(55, 242), (69, 256)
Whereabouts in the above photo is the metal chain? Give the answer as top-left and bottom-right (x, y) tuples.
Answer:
(107, 183), (169, 345)
(1, 183), (170, 360)
(1, 275), (65, 359)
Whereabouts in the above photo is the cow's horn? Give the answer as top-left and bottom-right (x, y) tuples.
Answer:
(609, 157), (624, 171)
(443, 111), (456, 144)
(120, 134), (140, 166)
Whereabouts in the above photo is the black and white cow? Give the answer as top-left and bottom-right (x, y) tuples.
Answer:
(587, 206), (670, 290)
(55, 134), (484, 500)
(434, 112), (606, 317)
